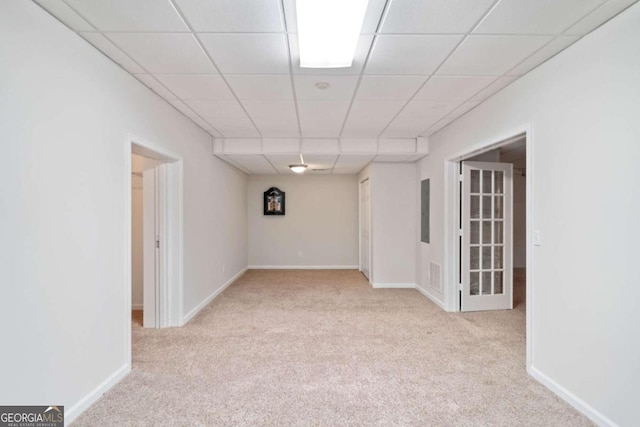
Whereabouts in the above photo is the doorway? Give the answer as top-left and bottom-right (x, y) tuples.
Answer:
(444, 130), (531, 321)
(126, 136), (184, 348)
(131, 153), (159, 328)
(461, 137), (527, 311)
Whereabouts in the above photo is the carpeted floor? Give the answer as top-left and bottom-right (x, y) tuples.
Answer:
(74, 269), (591, 426)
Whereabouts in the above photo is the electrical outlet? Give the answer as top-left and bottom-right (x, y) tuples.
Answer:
(222, 264), (226, 272)
(297, 251), (303, 258)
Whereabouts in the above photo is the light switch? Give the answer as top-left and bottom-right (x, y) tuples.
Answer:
(533, 230), (542, 246)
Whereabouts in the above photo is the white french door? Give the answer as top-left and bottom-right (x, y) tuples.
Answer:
(360, 178), (370, 280)
(461, 161), (513, 311)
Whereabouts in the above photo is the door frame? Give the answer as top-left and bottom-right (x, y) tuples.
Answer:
(124, 134), (184, 361)
(359, 177), (372, 284)
(443, 123), (533, 367)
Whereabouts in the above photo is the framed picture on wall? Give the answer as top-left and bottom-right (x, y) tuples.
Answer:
(264, 187), (285, 215)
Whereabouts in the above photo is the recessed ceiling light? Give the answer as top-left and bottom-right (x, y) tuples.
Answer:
(296, 0), (370, 68)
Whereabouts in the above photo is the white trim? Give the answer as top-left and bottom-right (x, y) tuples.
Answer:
(372, 282), (416, 289)
(131, 304), (143, 310)
(65, 364), (130, 425)
(182, 267), (248, 325)
(414, 285), (447, 311)
(528, 366), (618, 427)
(248, 265), (359, 270)
(443, 124), (531, 313)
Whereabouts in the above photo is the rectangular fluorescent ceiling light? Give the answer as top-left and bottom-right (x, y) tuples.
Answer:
(296, 0), (369, 68)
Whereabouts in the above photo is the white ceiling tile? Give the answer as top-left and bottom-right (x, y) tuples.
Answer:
(340, 139), (378, 153)
(474, 0), (606, 35)
(506, 36), (581, 75)
(226, 75), (294, 100)
(107, 33), (216, 74)
(185, 100), (259, 136)
(134, 74), (177, 100)
(294, 75), (359, 100)
(374, 154), (415, 162)
(382, 101), (460, 137)
(65, 0), (188, 32)
(263, 153), (339, 176)
(437, 35), (552, 76)
(289, 35), (375, 75)
(264, 154), (302, 174)
(565, 0), (638, 35)
(174, 0), (284, 32)
(356, 76), (426, 100)
(154, 74), (234, 100)
(381, 0), (495, 34)
(80, 33), (144, 74)
(35, 0), (95, 31)
(263, 138), (301, 153)
(298, 102), (351, 137)
(222, 138), (262, 154)
(445, 101), (481, 121)
(469, 76), (519, 102)
(199, 34), (289, 74)
(242, 101), (300, 137)
(308, 169), (333, 175)
(366, 35), (462, 75)
(342, 101), (406, 137)
(304, 154), (338, 172)
(378, 138), (416, 153)
(282, 0), (387, 33)
(304, 154), (338, 165)
(167, 99), (200, 118)
(227, 154), (277, 174)
(333, 154), (376, 174)
(301, 139), (340, 153)
(413, 76), (496, 101)
(422, 117), (456, 135)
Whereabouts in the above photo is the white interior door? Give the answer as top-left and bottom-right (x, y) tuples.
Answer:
(360, 179), (370, 280)
(461, 161), (513, 311)
(142, 158), (158, 327)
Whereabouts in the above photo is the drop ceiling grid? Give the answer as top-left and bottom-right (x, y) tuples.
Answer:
(33, 0), (636, 142)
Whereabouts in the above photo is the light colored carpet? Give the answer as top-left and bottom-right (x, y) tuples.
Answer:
(74, 270), (591, 426)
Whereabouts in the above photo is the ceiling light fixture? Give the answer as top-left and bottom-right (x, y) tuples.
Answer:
(296, 0), (370, 68)
(289, 153), (308, 174)
(289, 164), (308, 173)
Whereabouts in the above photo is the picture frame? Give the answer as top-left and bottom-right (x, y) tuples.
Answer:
(264, 187), (285, 215)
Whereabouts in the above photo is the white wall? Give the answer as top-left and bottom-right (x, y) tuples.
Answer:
(360, 163), (417, 285)
(248, 175), (358, 267)
(418, 4), (640, 425)
(0, 1), (247, 422)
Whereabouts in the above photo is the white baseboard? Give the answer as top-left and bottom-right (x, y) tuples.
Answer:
(65, 363), (130, 425)
(248, 265), (359, 270)
(131, 304), (142, 310)
(528, 365), (617, 427)
(182, 267), (247, 325)
(414, 285), (447, 311)
(372, 282), (416, 289)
